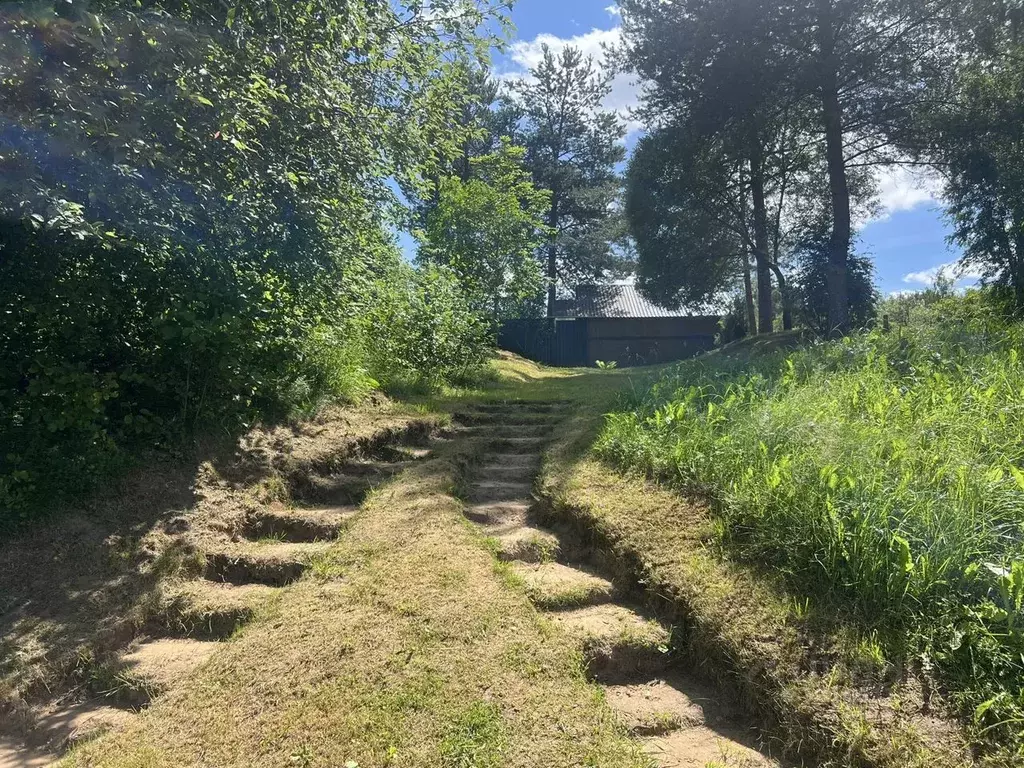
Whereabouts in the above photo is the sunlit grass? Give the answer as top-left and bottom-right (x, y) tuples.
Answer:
(597, 292), (1024, 753)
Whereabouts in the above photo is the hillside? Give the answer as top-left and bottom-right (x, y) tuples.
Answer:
(597, 291), (1024, 764)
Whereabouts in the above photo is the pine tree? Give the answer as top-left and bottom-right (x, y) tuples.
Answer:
(511, 45), (628, 316)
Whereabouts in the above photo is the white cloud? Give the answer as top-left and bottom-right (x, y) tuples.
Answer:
(903, 261), (983, 286)
(872, 166), (942, 221)
(605, 4), (621, 15)
(502, 26), (642, 136)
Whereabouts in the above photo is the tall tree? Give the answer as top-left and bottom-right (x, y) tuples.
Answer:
(418, 141), (550, 318)
(778, 0), (950, 333)
(618, 0), (798, 332)
(914, 7), (1024, 308)
(511, 45), (628, 316)
(620, 0), (949, 335)
(625, 127), (747, 313)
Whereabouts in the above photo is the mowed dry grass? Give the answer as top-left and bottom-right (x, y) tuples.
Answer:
(0, 397), (437, 726)
(63, 439), (647, 767)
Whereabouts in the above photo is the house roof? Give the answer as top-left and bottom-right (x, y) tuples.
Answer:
(553, 284), (700, 319)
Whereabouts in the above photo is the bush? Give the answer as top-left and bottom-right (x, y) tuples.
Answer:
(360, 264), (494, 392)
(597, 290), (1024, 754)
(0, 1), (502, 526)
(0, 226), (491, 526)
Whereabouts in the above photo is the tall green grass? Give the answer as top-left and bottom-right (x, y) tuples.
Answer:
(597, 291), (1024, 755)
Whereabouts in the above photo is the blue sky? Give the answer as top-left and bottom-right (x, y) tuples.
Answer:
(425, 0), (968, 296)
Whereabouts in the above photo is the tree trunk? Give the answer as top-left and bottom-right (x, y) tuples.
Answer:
(817, 0), (851, 337)
(1012, 211), (1024, 311)
(742, 254), (756, 335)
(749, 148), (774, 335)
(546, 196), (560, 318)
(769, 262), (794, 330)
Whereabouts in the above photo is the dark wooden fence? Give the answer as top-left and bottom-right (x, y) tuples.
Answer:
(498, 316), (720, 368)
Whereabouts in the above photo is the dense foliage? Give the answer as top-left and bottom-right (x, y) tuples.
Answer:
(0, 0), (506, 523)
(598, 291), (1024, 756)
(924, 49), (1024, 307)
(419, 142), (550, 318)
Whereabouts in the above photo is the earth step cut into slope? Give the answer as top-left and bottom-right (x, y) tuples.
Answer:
(1, 435), (428, 765)
(117, 639), (221, 705)
(157, 582), (280, 639)
(202, 542), (331, 587)
(459, 400), (779, 768)
(0, 704), (135, 768)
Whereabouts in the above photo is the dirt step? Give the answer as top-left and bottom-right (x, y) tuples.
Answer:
(455, 411), (561, 426)
(512, 561), (615, 609)
(244, 506), (355, 543)
(157, 581), (279, 639)
(642, 727), (778, 767)
(468, 480), (534, 504)
(607, 678), (779, 766)
(464, 500), (531, 527)
(118, 638), (220, 703)
(603, 679), (706, 736)
(0, 702), (134, 764)
(483, 453), (542, 468)
(463, 424), (554, 438)
(475, 464), (538, 484)
(551, 604), (671, 684)
(374, 445), (432, 462)
(491, 525), (562, 563)
(473, 402), (570, 413)
(473, 436), (550, 454)
(203, 542), (329, 586)
(290, 473), (376, 505)
(337, 459), (410, 477)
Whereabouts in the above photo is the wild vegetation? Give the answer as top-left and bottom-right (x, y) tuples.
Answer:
(597, 290), (1024, 759)
(0, 1), (507, 523)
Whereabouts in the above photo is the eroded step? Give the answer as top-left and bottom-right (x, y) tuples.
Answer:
(118, 638), (220, 702)
(465, 500), (531, 527)
(203, 542), (329, 586)
(473, 401), (570, 413)
(157, 581), (279, 639)
(463, 424), (554, 438)
(512, 561), (615, 609)
(290, 473), (376, 505)
(0, 702), (134, 763)
(492, 525), (561, 563)
(376, 445), (432, 462)
(468, 480), (534, 504)
(473, 436), (550, 454)
(455, 411), (561, 426)
(475, 464), (538, 484)
(551, 604), (671, 684)
(642, 727), (777, 767)
(244, 506), (355, 542)
(0, 740), (51, 768)
(603, 679), (706, 736)
(337, 459), (410, 477)
(484, 453), (541, 468)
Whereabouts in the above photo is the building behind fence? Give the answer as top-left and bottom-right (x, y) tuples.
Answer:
(499, 285), (721, 368)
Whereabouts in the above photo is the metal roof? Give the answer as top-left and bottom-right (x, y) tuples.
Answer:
(553, 284), (699, 319)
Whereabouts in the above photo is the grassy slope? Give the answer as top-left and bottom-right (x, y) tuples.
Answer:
(596, 297), (1024, 763)
(62, 372), (648, 768)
